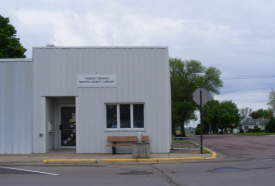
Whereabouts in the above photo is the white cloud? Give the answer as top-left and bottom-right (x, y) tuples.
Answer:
(2, 0), (275, 113)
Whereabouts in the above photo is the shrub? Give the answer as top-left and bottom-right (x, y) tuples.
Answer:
(218, 131), (224, 134)
(240, 129), (244, 133)
(265, 117), (275, 133)
(195, 128), (201, 135)
(248, 128), (261, 133)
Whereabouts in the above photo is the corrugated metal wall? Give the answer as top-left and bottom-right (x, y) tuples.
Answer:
(32, 47), (171, 153)
(0, 59), (32, 154)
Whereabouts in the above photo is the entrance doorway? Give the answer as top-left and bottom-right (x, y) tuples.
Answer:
(60, 106), (76, 147)
(44, 97), (76, 152)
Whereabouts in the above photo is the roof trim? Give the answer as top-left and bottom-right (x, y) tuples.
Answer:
(0, 58), (32, 62)
(33, 46), (168, 49)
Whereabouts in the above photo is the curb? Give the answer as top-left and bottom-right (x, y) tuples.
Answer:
(43, 159), (97, 164)
(43, 158), (205, 164)
(43, 149), (217, 164)
(203, 148), (217, 159)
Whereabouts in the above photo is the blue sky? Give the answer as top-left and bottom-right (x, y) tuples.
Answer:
(2, 0), (275, 126)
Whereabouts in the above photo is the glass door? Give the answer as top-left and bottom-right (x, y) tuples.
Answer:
(60, 107), (76, 147)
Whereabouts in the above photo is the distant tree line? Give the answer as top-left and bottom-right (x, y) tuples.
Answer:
(239, 107), (273, 119)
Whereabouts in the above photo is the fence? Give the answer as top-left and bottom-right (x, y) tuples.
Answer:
(172, 137), (200, 150)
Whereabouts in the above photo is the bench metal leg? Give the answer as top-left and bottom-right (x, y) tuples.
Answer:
(112, 142), (116, 155)
(112, 146), (116, 155)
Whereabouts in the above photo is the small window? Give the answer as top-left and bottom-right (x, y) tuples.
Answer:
(106, 104), (144, 129)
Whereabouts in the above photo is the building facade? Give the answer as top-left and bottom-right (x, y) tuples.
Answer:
(0, 46), (171, 154)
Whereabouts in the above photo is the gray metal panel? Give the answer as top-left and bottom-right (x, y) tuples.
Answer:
(0, 61), (32, 154)
(32, 47), (171, 153)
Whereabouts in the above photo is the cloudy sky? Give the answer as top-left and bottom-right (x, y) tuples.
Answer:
(2, 0), (275, 122)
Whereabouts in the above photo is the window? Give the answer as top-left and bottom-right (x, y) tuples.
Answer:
(106, 105), (117, 128)
(106, 104), (144, 129)
(134, 104), (144, 128)
(120, 104), (131, 128)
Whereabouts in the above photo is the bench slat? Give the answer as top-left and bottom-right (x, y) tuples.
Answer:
(141, 136), (149, 142)
(106, 144), (133, 146)
(107, 136), (149, 142)
(107, 136), (137, 142)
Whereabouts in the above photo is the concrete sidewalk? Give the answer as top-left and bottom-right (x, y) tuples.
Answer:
(0, 148), (217, 165)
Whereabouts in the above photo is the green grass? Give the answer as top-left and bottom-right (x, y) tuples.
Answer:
(172, 138), (201, 151)
(233, 132), (275, 136)
(173, 139), (194, 144)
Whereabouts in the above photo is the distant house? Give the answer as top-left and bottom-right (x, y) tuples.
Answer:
(239, 117), (269, 132)
(185, 127), (196, 135)
(175, 127), (195, 135)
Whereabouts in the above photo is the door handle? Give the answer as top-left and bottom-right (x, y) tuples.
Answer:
(59, 125), (62, 130)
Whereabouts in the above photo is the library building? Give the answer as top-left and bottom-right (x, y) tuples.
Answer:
(0, 46), (171, 154)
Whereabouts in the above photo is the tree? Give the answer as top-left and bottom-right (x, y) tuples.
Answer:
(267, 89), (275, 116)
(265, 117), (275, 133)
(239, 107), (253, 119)
(250, 112), (263, 119)
(170, 58), (223, 136)
(255, 108), (273, 119)
(203, 100), (240, 134)
(202, 100), (220, 134)
(218, 101), (241, 132)
(0, 15), (26, 58)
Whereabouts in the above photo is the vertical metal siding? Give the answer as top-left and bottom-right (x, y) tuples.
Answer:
(0, 60), (32, 154)
(32, 47), (171, 153)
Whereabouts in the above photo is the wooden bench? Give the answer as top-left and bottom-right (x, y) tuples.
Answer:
(107, 136), (149, 155)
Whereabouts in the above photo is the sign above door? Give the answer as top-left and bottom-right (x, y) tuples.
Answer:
(77, 73), (117, 88)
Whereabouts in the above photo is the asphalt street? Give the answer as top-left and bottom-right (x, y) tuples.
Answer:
(202, 135), (275, 161)
(1, 159), (275, 186)
(1, 135), (275, 186)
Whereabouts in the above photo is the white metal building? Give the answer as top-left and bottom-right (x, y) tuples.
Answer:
(0, 46), (171, 154)
(0, 59), (32, 154)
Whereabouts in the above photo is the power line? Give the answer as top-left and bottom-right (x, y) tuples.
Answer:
(220, 87), (274, 93)
(222, 75), (275, 80)
(215, 100), (269, 109)
(242, 99), (269, 107)
(241, 100), (268, 104)
(216, 99), (268, 104)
